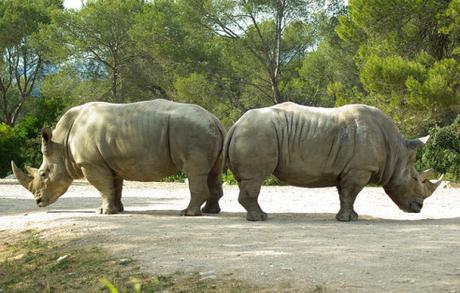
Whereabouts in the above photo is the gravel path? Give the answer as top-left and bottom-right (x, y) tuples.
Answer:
(1, 180), (459, 292)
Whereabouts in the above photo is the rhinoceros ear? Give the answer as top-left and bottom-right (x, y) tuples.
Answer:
(406, 135), (429, 150)
(41, 127), (53, 144)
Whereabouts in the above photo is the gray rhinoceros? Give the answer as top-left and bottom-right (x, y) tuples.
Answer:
(224, 102), (443, 221)
(12, 99), (225, 215)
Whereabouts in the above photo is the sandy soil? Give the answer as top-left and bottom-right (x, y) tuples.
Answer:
(0, 179), (459, 292)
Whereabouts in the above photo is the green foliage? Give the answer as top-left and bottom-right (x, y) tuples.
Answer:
(162, 171), (187, 183)
(335, 0), (460, 138)
(0, 123), (19, 176)
(419, 116), (460, 181)
(222, 170), (238, 185)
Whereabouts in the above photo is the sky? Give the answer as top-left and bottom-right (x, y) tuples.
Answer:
(63, 0), (83, 10)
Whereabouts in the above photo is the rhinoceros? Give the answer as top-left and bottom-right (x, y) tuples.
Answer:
(11, 99), (225, 215)
(223, 102), (443, 221)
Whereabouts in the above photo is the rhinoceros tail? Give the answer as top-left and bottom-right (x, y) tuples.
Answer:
(222, 123), (237, 174)
(212, 117), (227, 175)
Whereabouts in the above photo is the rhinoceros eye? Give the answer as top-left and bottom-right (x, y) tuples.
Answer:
(411, 176), (419, 181)
(39, 169), (48, 178)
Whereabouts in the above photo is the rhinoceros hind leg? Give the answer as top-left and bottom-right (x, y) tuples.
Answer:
(238, 178), (267, 221)
(181, 174), (209, 216)
(335, 170), (372, 222)
(336, 209), (358, 221)
(114, 178), (124, 212)
(201, 170), (223, 214)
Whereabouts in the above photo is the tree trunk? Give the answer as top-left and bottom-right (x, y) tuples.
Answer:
(270, 0), (285, 104)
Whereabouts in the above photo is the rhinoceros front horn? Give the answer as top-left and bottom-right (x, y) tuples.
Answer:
(11, 161), (33, 191)
(423, 174), (444, 199)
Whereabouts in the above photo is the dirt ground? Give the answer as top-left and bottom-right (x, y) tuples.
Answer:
(0, 179), (459, 292)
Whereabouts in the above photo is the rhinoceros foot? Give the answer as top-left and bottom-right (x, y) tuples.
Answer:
(201, 203), (221, 214)
(180, 208), (203, 216)
(336, 209), (358, 222)
(246, 211), (268, 221)
(115, 202), (124, 212)
(97, 206), (119, 215)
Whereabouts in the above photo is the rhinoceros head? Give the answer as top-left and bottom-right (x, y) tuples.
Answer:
(11, 127), (73, 207)
(384, 136), (443, 213)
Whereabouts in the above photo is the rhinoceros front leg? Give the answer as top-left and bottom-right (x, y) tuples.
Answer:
(81, 165), (119, 215)
(238, 178), (267, 221)
(336, 170), (371, 222)
(181, 174), (209, 216)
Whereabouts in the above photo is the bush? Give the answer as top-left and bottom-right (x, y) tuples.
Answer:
(419, 115), (460, 181)
(222, 170), (285, 186)
(0, 124), (21, 177)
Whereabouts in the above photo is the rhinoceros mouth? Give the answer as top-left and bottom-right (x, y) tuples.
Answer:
(407, 200), (423, 213)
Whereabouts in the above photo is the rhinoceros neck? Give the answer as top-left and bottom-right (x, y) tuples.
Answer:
(375, 125), (408, 188)
(54, 108), (84, 180)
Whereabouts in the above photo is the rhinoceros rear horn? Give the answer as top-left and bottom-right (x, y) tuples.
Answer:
(423, 174), (444, 198)
(11, 161), (33, 191)
(419, 169), (435, 182)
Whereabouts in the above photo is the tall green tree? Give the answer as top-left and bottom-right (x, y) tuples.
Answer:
(49, 0), (144, 102)
(184, 0), (322, 104)
(336, 0), (460, 135)
(0, 0), (62, 126)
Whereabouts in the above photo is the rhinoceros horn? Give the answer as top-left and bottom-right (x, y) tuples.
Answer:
(11, 161), (33, 191)
(423, 174), (444, 199)
(406, 135), (430, 150)
(419, 169), (435, 181)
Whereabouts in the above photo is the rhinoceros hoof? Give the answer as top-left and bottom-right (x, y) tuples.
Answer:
(246, 211), (268, 221)
(97, 207), (118, 215)
(336, 209), (358, 222)
(115, 203), (124, 212)
(180, 208), (203, 216)
(201, 204), (221, 214)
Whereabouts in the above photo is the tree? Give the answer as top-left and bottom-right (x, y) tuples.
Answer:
(336, 0), (460, 135)
(49, 0), (144, 102)
(184, 0), (322, 104)
(0, 0), (62, 126)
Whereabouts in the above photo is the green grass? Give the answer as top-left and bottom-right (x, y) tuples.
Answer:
(0, 230), (271, 292)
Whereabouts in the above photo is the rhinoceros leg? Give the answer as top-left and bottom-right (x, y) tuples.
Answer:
(336, 170), (371, 222)
(114, 178), (124, 212)
(238, 178), (267, 221)
(201, 158), (223, 214)
(181, 174), (209, 216)
(81, 165), (119, 215)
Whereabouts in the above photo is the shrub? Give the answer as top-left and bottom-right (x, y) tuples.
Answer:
(419, 115), (460, 181)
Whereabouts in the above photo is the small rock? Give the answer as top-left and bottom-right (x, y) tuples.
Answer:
(199, 270), (216, 281)
(448, 290), (456, 293)
(199, 270), (215, 277)
(180, 258), (185, 262)
(57, 255), (69, 263)
(23, 213), (28, 216)
(118, 258), (133, 265)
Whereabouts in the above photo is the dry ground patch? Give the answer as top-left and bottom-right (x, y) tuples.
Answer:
(1, 180), (459, 292)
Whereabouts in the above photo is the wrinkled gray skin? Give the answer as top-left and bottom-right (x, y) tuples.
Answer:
(224, 102), (443, 221)
(12, 99), (225, 215)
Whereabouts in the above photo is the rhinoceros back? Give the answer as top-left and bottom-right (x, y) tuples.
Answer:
(59, 99), (222, 181)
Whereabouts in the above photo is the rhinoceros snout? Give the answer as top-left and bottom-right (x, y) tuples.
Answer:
(408, 200), (423, 213)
